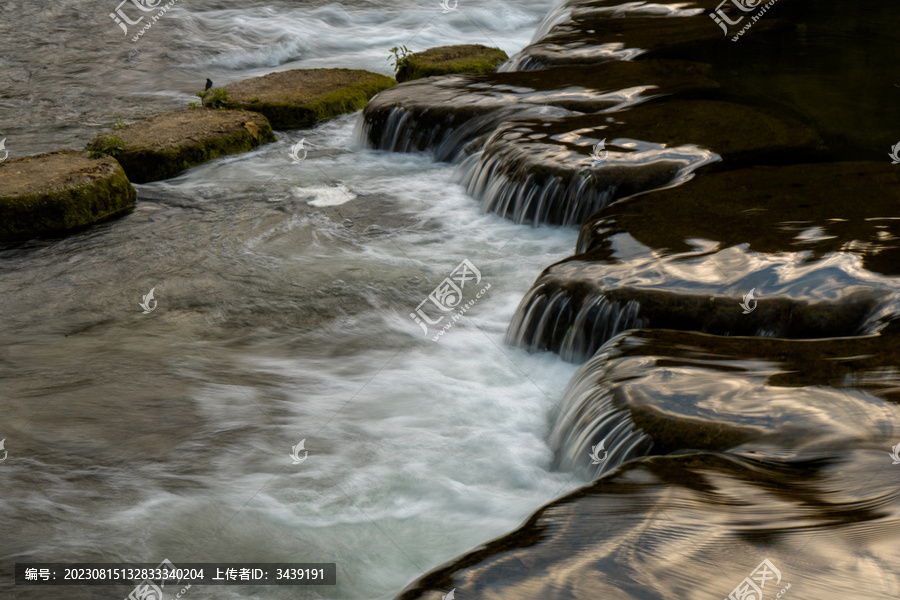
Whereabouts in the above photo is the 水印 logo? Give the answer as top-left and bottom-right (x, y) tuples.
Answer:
(139, 288), (157, 314)
(290, 439), (308, 464)
(889, 141), (900, 165)
(409, 258), (491, 341)
(0, 439), (7, 463)
(289, 139), (307, 164)
(439, 0), (457, 13)
(890, 443), (900, 465)
(589, 438), (608, 464)
(590, 139), (608, 164)
(0, 138), (8, 162)
(442, 589), (456, 600)
(739, 288), (757, 314)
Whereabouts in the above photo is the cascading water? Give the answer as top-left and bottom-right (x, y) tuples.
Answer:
(505, 284), (645, 362)
(547, 336), (653, 479)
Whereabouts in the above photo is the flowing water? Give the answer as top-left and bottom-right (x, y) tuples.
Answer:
(5, 0), (900, 598)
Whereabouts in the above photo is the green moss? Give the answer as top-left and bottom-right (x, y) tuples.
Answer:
(87, 136), (125, 159)
(113, 116), (276, 184)
(0, 155), (136, 241)
(235, 77), (396, 130)
(395, 44), (508, 83)
(199, 88), (231, 109)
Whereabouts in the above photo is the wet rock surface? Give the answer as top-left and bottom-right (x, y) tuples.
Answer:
(372, 0), (900, 597)
(361, 59), (720, 161)
(0, 151), (136, 241)
(458, 98), (826, 226)
(398, 326), (900, 600)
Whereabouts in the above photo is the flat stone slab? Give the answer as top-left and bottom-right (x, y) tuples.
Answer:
(506, 162), (900, 361)
(361, 59), (719, 160)
(506, 0), (787, 70)
(577, 162), (900, 272)
(86, 108), (276, 184)
(209, 68), (397, 130)
(396, 44), (508, 83)
(0, 151), (135, 241)
(459, 99), (825, 226)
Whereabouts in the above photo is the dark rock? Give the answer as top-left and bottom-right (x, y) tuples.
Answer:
(361, 59), (719, 161)
(458, 99), (825, 226)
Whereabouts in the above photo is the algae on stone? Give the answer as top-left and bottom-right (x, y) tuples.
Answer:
(208, 68), (397, 130)
(395, 44), (508, 83)
(0, 151), (136, 241)
(87, 108), (276, 184)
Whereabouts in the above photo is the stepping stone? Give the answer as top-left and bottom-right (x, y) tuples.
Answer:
(206, 68), (397, 130)
(362, 59), (719, 160)
(459, 99), (825, 226)
(0, 151), (135, 241)
(395, 44), (508, 83)
(86, 108), (276, 184)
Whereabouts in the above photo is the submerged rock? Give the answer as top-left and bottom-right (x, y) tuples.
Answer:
(0, 151), (135, 241)
(86, 109), (276, 184)
(458, 99), (825, 226)
(209, 68), (396, 129)
(361, 59), (719, 161)
(395, 44), (508, 82)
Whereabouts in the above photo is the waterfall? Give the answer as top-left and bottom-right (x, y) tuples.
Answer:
(506, 284), (645, 362)
(547, 342), (653, 479)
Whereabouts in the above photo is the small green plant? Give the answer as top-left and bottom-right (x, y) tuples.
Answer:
(196, 88), (230, 109)
(250, 97), (260, 103)
(111, 114), (127, 130)
(388, 45), (413, 75)
(187, 101), (200, 109)
(87, 136), (125, 159)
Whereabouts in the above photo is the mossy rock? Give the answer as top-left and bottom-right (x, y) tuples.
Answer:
(396, 44), (508, 83)
(0, 151), (136, 241)
(86, 108), (275, 184)
(209, 68), (397, 130)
